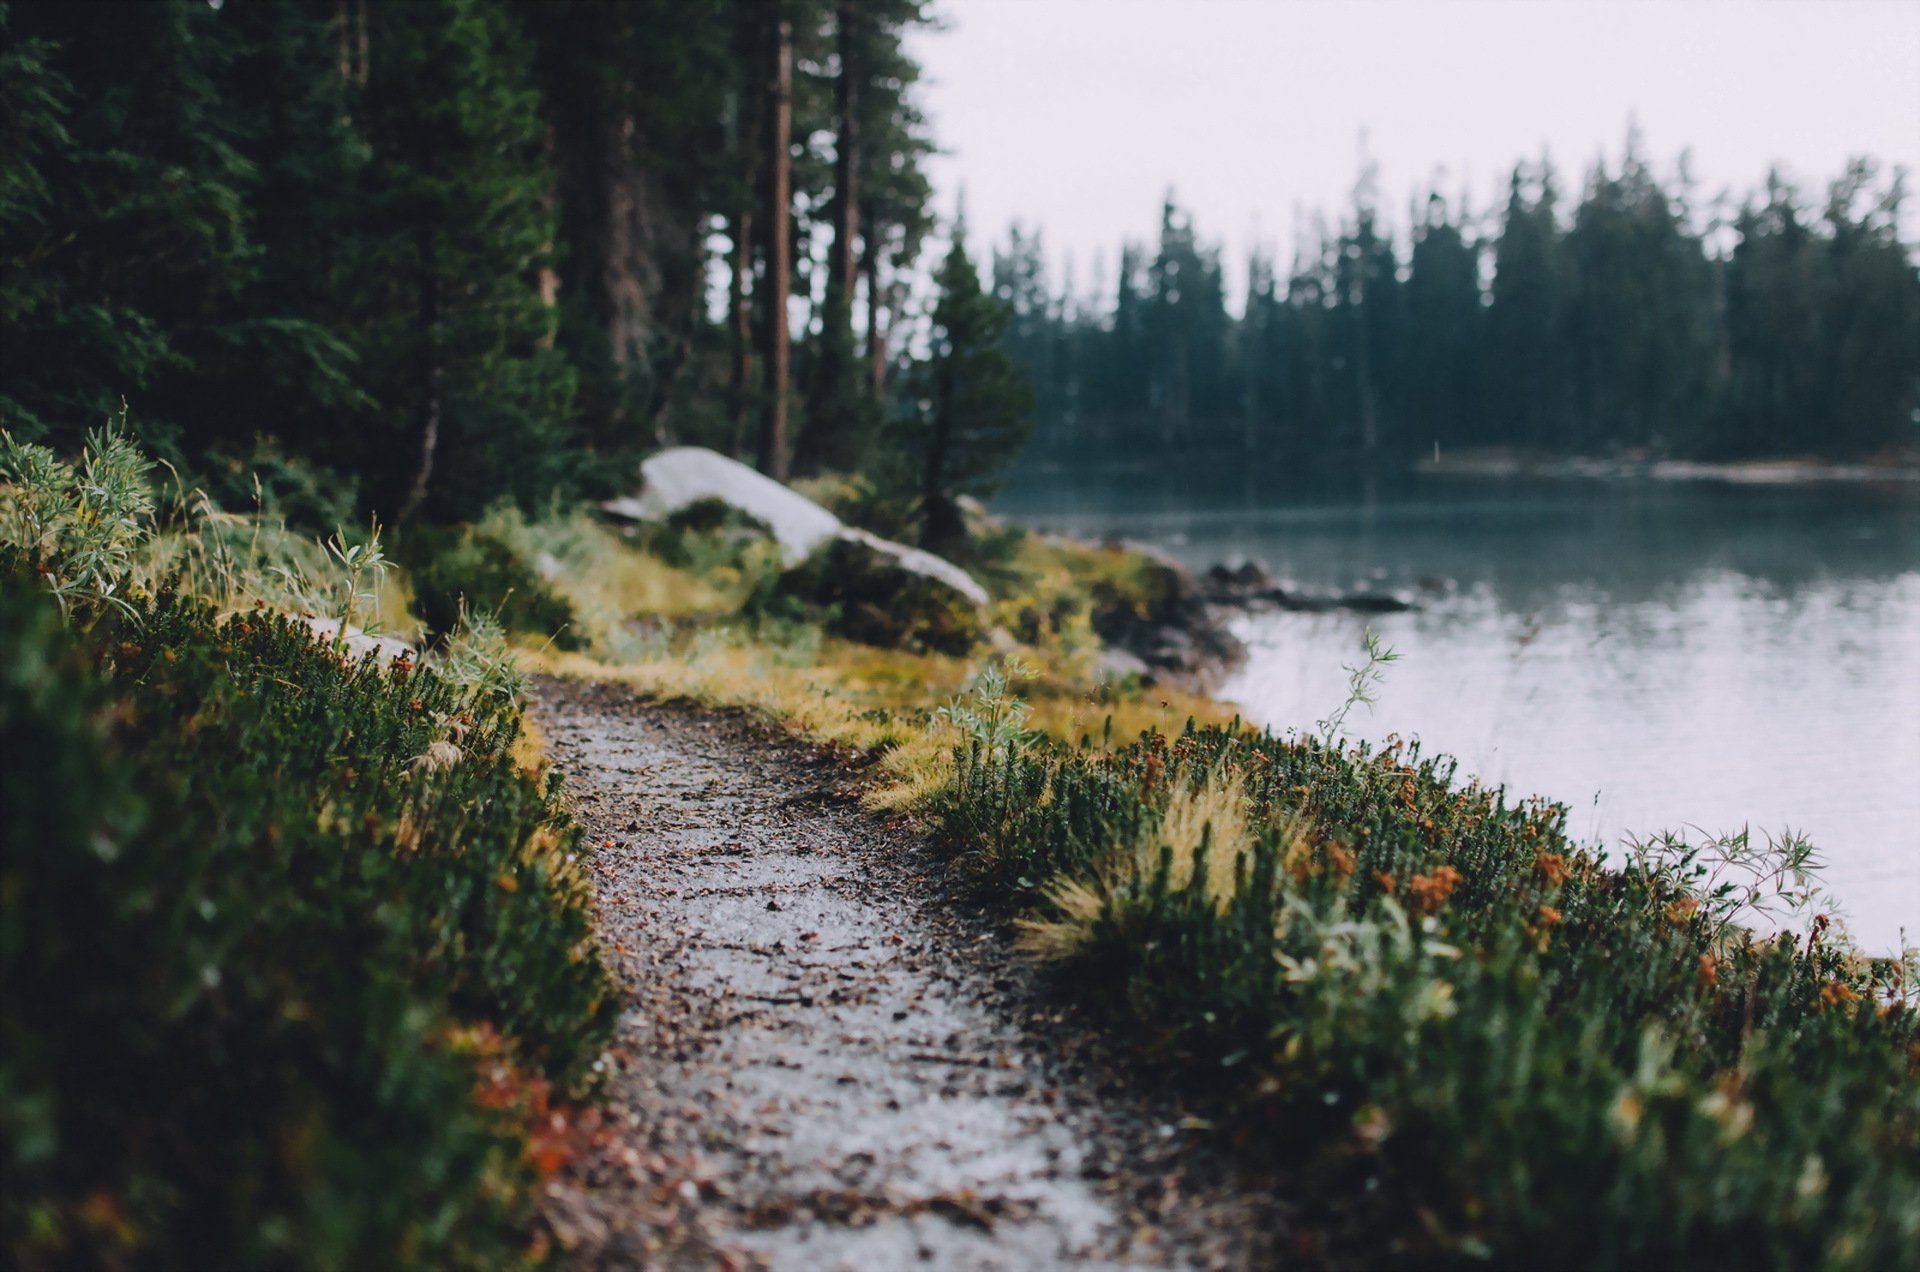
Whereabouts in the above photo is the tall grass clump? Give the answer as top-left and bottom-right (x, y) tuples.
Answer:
(2, 434), (615, 1268)
(949, 701), (1920, 1267)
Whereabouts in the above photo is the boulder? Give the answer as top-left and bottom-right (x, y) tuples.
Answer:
(600, 446), (841, 567)
(603, 446), (991, 654)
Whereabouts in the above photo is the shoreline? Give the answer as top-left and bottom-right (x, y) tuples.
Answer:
(1416, 449), (1920, 485)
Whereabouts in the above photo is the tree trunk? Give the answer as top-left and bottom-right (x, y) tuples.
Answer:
(795, 2), (862, 476)
(829, 3), (860, 302)
(727, 207), (754, 458)
(757, 5), (792, 482)
(920, 366), (962, 551)
(646, 267), (699, 449)
(862, 219), (887, 400)
(398, 240), (444, 526)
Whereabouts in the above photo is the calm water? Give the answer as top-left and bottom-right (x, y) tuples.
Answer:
(996, 459), (1920, 953)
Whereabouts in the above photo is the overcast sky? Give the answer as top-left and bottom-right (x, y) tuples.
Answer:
(908, 0), (1920, 306)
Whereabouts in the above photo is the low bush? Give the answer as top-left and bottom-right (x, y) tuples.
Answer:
(949, 709), (1920, 1266)
(772, 534), (983, 656)
(0, 574), (614, 1269)
(403, 523), (581, 650)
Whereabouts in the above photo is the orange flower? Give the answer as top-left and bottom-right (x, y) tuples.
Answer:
(1535, 852), (1571, 886)
(1697, 953), (1719, 991)
(1818, 982), (1860, 1011)
(1407, 865), (1463, 914)
(1325, 842), (1357, 881)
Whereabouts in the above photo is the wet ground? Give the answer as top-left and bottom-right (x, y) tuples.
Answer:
(530, 677), (1279, 1270)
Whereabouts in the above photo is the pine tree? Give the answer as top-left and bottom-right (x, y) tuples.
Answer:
(344, 0), (575, 521)
(906, 225), (1032, 552)
(1487, 157), (1567, 449)
(0, 1), (274, 452)
(1402, 190), (1485, 446)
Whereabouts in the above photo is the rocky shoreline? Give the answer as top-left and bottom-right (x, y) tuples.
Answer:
(1416, 449), (1920, 485)
(1089, 545), (1418, 695)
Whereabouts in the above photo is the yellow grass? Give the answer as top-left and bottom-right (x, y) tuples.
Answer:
(1015, 773), (1266, 962)
(509, 510), (1241, 833)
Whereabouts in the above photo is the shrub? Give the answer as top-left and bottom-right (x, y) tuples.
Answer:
(773, 535), (983, 656)
(951, 713), (1920, 1266)
(0, 574), (614, 1268)
(403, 523), (581, 650)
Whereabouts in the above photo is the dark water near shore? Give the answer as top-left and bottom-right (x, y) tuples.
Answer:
(996, 458), (1920, 953)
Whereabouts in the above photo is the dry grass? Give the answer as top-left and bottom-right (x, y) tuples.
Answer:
(1016, 773), (1266, 962)
(509, 510), (1242, 824)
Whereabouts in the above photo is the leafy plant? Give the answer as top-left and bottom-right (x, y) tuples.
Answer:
(936, 657), (1036, 754)
(1625, 823), (1833, 948)
(1, 574), (613, 1268)
(0, 418), (154, 617)
(322, 516), (392, 652)
(1317, 625), (1400, 744)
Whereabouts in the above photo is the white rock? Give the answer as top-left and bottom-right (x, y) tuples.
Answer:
(295, 615), (415, 662)
(601, 446), (842, 567)
(601, 445), (990, 607)
(836, 526), (989, 607)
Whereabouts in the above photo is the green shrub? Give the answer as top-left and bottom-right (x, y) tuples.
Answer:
(951, 716), (1920, 1267)
(773, 535), (983, 655)
(403, 524), (581, 650)
(1, 574), (613, 1269)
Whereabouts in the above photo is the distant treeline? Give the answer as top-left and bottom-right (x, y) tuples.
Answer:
(996, 143), (1920, 463)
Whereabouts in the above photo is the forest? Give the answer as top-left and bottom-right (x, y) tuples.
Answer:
(1000, 152), (1920, 465)
(1, 0), (970, 530)
(9, 0), (1916, 544)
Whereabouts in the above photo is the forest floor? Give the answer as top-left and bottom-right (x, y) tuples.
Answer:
(529, 676), (1284, 1271)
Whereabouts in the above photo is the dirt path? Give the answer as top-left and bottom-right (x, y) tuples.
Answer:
(530, 677), (1276, 1271)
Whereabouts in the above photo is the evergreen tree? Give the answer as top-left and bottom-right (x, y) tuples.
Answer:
(1402, 190), (1485, 446)
(1486, 157), (1567, 449)
(341, 0), (574, 521)
(1239, 244), (1287, 453)
(906, 225), (1032, 552)
(1143, 195), (1230, 444)
(1721, 171), (1825, 456)
(0, 1), (298, 455)
(520, 0), (734, 453)
(796, 0), (932, 475)
(1813, 160), (1920, 456)
(1561, 131), (1719, 452)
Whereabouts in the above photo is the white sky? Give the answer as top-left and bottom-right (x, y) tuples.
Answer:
(909, 0), (1920, 308)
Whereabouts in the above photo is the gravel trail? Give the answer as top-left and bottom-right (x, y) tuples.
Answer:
(530, 677), (1276, 1271)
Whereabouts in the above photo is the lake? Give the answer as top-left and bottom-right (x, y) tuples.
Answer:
(995, 458), (1920, 954)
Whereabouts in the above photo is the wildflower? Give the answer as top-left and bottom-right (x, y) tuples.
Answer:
(1535, 852), (1571, 886)
(1664, 896), (1700, 925)
(1535, 904), (1562, 926)
(1818, 982), (1860, 1011)
(1407, 865), (1462, 914)
(1697, 953), (1719, 991)
(1326, 842), (1357, 881)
